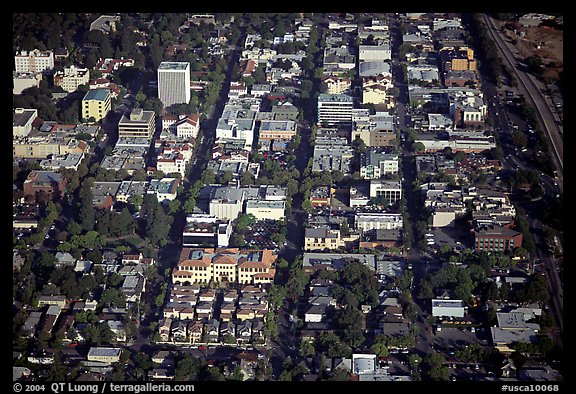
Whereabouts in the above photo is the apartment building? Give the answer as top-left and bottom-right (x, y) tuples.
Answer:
(157, 61), (191, 108)
(172, 248), (277, 285)
(14, 49), (54, 74)
(82, 89), (112, 122)
(53, 65), (90, 92)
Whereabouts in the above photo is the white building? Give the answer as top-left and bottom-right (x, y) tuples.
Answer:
(355, 212), (403, 232)
(86, 347), (122, 365)
(215, 104), (257, 151)
(358, 42), (392, 62)
(209, 187), (246, 220)
(360, 151), (399, 179)
(245, 200), (286, 221)
(157, 62), (191, 108)
(13, 108), (38, 137)
(182, 214), (232, 248)
(14, 49), (54, 74)
(53, 65), (90, 92)
(13, 72), (42, 94)
(317, 93), (354, 129)
(431, 299), (465, 318)
(147, 178), (179, 203)
(369, 180), (402, 205)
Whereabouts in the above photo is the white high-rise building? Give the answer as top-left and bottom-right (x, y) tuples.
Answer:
(157, 62), (191, 109)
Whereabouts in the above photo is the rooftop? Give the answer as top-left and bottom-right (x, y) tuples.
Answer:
(158, 61), (190, 71)
(83, 89), (110, 101)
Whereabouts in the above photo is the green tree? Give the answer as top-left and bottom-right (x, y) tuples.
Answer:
(175, 356), (205, 381)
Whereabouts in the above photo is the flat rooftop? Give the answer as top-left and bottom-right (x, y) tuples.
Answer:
(158, 62), (190, 71)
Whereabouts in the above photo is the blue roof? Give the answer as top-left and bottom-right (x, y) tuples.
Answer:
(83, 89), (110, 101)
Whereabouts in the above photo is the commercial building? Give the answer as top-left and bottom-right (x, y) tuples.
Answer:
(245, 200), (286, 221)
(431, 299), (465, 318)
(157, 61), (191, 108)
(87, 347), (122, 365)
(317, 93), (354, 129)
(13, 72), (42, 94)
(355, 212), (403, 232)
(472, 223), (522, 252)
(351, 110), (397, 147)
(117, 108), (156, 139)
(369, 180), (402, 205)
(360, 150), (399, 179)
(208, 187), (246, 221)
(258, 120), (297, 141)
(23, 171), (67, 201)
(311, 137), (354, 173)
(215, 103), (258, 151)
(358, 42), (392, 62)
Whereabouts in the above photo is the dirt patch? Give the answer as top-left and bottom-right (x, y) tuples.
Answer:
(497, 20), (563, 79)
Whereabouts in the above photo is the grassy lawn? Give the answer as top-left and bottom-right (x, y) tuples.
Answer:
(106, 235), (146, 250)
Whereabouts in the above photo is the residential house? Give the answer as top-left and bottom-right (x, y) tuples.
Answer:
(149, 368), (174, 381)
(236, 320), (252, 344)
(55, 252), (76, 267)
(188, 320), (204, 344)
(219, 302), (236, 322)
(305, 304), (327, 323)
(251, 319), (265, 344)
(195, 301), (214, 321)
(158, 318), (173, 342)
(152, 350), (175, 368)
(106, 320), (126, 342)
(205, 319), (221, 343)
(171, 320), (188, 343)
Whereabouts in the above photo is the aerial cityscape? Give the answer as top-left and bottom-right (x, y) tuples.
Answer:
(12, 12), (563, 384)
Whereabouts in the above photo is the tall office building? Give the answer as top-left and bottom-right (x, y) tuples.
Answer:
(317, 93), (354, 129)
(157, 62), (191, 109)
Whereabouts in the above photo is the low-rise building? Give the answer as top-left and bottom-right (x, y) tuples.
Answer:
(431, 299), (465, 318)
(369, 180), (402, 205)
(312, 137), (354, 173)
(147, 178), (179, 203)
(23, 170), (67, 202)
(182, 214), (233, 248)
(86, 347), (122, 365)
(360, 150), (399, 179)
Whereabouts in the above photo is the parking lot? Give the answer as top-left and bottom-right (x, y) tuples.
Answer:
(245, 220), (284, 249)
(427, 223), (470, 251)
